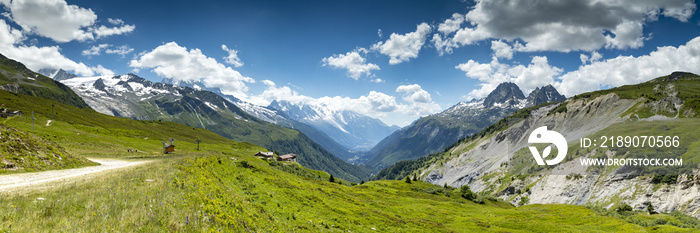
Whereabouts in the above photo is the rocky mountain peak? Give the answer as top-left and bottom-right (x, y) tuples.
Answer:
(483, 82), (525, 108)
(37, 68), (77, 81)
(92, 78), (108, 92)
(526, 84), (565, 107)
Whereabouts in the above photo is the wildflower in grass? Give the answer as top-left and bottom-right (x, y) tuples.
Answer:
(186, 216), (190, 224)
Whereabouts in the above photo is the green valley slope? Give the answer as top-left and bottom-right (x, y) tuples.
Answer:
(0, 54), (88, 109)
(1, 68), (699, 231)
(0, 53), (368, 182)
(3, 146), (700, 231)
(375, 72), (700, 219)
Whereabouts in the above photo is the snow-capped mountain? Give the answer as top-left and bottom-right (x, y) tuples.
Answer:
(367, 82), (565, 170)
(268, 100), (400, 152)
(160, 78), (290, 124)
(161, 78), (398, 161)
(54, 73), (371, 181)
(217, 93), (361, 162)
(60, 74), (185, 120)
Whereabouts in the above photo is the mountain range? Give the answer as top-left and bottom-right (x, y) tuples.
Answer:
(366, 82), (565, 171)
(39, 71), (369, 181)
(39, 65), (569, 180)
(160, 79), (399, 163)
(267, 100), (399, 153)
(6, 51), (700, 226)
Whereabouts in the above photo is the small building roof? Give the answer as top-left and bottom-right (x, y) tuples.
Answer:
(278, 154), (297, 159)
(257, 151), (273, 156)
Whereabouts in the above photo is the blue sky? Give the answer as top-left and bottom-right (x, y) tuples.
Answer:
(1, 0), (699, 126)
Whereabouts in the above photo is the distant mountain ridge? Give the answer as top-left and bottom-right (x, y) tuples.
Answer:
(38, 68), (77, 81)
(55, 73), (369, 181)
(160, 78), (395, 163)
(366, 82), (565, 171)
(267, 100), (399, 152)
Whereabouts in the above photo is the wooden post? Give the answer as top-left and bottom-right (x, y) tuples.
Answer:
(51, 104), (54, 120)
(196, 139), (201, 151)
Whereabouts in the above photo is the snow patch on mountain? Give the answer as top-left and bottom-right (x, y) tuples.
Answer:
(268, 100), (397, 151)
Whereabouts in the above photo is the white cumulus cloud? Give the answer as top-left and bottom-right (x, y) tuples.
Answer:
(580, 51), (603, 64)
(82, 44), (133, 57)
(107, 18), (124, 25)
(221, 44), (244, 67)
(81, 43), (109, 56)
(434, 0), (696, 55)
(0, 19), (111, 76)
(490, 40), (513, 59)
(1, 0), (134, 42)
(251, 80), (440, 125)
(90, 24), (135, 39)
(396, 84), (432, 103)
(371, 23), (432, 64)
(129, 42), (254, 98)
(555, 36), (700, 97)
(437, 13), (465, 35)
(322, 49), (380, 80)
(456, 56), (562, 99)
(457, 36), (700, 99)
(105, 45), (134, 57)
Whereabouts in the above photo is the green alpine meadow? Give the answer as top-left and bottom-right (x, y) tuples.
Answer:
(0, 53), (699, 231)
(2, 0), (700, 232)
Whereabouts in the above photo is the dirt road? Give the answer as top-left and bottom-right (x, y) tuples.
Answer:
(0, 158), (151, 192)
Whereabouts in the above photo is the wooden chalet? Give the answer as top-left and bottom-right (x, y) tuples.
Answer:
(164, 145), (175, 154)
(0, 108), (22, 118)
(254, 151), (274, 159)
(277, 153), (297, 162)
(162, 138), (175, 154)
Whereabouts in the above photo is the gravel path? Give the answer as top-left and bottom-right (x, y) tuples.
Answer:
(0, 158), (151, 192)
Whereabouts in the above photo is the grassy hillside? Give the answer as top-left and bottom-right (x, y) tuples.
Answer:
(0, 124), (96, 174)
(1, 84), (698, 231)
(0, 51), (368, 181)
(375, 72), (700, 181)
(366, 104), (520, 172)
(142, 88), (370, 182)
(373, 103), (552, 180)
(367, 116), (481, 170)
(0, 86), (368, 181)
(0, 54), (89, 109)
(505, 118), (700, 180)
(2, 149), (699, 231)
(66, 73), (369, 181)
(0, 90), (242, 157)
